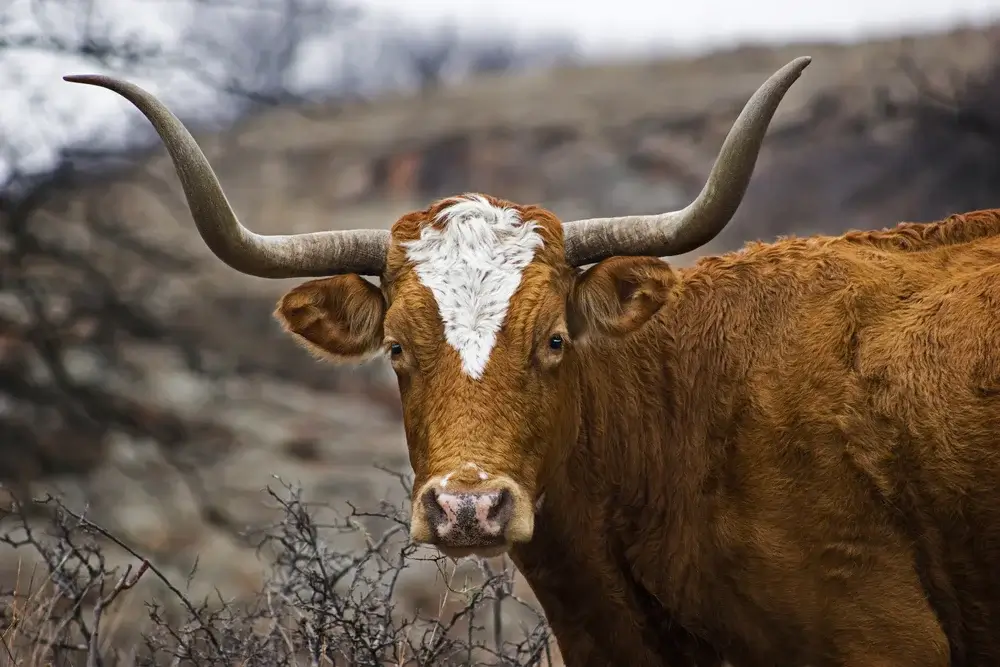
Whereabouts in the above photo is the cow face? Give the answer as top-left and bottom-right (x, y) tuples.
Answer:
(275, 194), (676, 557)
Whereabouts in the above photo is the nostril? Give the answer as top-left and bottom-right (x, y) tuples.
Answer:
(422, 487), (446, 525)
(487, 488), (513, 522)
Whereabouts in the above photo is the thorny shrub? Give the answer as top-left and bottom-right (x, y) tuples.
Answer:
(0, 474), (555, 666)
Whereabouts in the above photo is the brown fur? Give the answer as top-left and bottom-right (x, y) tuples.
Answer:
(276, 274), (386, 362)
(276, 197), (1000, 667)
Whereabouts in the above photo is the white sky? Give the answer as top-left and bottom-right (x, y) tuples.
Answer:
(358, 0), (1000, 56)
(4, 0), (1000, 181)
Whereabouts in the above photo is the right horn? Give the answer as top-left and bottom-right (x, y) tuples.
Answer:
(63, 75), (390, 278)
(562, 56), (811, 267)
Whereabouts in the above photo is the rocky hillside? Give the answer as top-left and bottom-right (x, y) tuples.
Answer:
(4, 21), (1000, 657)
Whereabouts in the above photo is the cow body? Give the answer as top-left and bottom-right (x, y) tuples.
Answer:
(511, 210), (1000, 666)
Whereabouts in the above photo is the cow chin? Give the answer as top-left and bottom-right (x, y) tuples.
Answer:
(437, 544), (512, 560)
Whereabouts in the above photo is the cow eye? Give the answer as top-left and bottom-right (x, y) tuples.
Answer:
(389, 342), (403, 357)
(548, 335), (563, 351)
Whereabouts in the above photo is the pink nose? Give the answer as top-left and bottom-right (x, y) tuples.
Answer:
(422, 486), (514, 546)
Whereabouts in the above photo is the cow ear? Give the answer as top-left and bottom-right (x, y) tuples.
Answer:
(568, 256), (676, 342)
(274, 275), (386, 363)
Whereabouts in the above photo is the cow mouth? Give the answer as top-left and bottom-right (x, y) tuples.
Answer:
(433, 491), (546, 560)
(437, 544), (511, 560)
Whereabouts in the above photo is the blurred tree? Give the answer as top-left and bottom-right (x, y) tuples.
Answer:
(0, 0), (341, 495)
(853, 51), (1000, 221)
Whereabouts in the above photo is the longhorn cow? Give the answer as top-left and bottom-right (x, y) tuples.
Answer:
(66, 56), (1000, 666)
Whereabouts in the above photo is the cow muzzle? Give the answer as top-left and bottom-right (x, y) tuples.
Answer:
(410, 472), (535, 558)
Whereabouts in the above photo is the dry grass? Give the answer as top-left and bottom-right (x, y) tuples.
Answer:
(0, 474), (556, 667)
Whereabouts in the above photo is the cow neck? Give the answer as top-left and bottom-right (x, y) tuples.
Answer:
(580, 310), (718, 526)
(506, 278), (741, 657)
(557, 277), (734, 607)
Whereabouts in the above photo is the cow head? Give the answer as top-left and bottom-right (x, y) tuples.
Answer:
(65, 56), (810, 557)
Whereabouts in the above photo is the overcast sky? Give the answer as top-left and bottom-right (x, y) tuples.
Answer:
(358, 0), (1000, 56)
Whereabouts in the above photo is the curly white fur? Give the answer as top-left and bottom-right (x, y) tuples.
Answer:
(402, 194), (544, 379)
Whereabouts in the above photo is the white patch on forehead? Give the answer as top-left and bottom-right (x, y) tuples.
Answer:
(402, 194), (544, 379)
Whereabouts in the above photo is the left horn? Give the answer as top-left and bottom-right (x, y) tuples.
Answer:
(62, 74), (390, 278)
(562, 56), (811, 267)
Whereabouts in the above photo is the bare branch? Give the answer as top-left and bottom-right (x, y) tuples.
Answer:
(87, 560), (149, 667)
(2, 473), (553, 665)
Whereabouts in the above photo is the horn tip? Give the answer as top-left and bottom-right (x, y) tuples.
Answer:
(775, 56), (812, 84)
(790, 56), (812, 71)
(63, 74), (102, 85)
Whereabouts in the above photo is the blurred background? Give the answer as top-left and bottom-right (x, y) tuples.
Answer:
(3, 0), (1000, 662)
